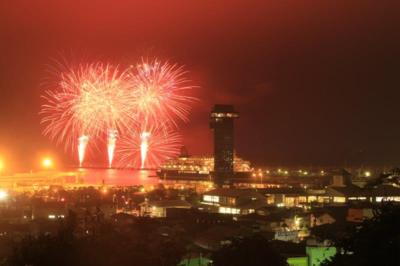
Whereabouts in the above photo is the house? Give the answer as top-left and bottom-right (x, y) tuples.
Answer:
(324, 185), (367, 203)
(139, 199), (191, 217)
(370, 184), (400, 202)
(201, 188), (268, 215)
(325, 184), (400, 204)
(310, 206), (348, 227)
(259, 187), (307, 207)
(310, 212), (336, 227)
(347, 207), (373, 223)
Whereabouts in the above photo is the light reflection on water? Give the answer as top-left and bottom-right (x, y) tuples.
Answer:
(76, 168), (160, 186)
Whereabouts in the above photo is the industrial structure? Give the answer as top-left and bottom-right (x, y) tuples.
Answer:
(210, 104), (239, 186)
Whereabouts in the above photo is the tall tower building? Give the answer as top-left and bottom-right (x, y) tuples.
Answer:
(210, 104), (239, 186)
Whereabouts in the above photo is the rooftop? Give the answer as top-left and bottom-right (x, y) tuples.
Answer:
(204, 188), (264, 199)
(140, 199), (192, 208)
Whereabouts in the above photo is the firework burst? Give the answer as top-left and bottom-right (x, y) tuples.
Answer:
(128, 58), (196, 128)
(40, 62), (134, 166)
(41, 57), (196, 168)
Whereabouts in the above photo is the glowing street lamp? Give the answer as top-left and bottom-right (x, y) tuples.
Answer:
(42, 158), (53, 169)
(0, 190), (8, 201)
(364, 171), (371, 177)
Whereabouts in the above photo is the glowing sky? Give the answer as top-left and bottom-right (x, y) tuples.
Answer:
(1, 1), (400, 169)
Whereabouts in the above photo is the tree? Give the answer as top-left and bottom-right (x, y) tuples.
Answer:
(5, 234), (76, 266)
(323, 203), (400, 266)
(211, 236), (287, 266)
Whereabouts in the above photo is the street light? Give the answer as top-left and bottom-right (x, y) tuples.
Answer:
(0, 190), (8, 201)
(42, 158), (53, 169)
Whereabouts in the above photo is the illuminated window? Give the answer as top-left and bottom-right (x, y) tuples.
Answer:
(227, 197), (236, 205)
(307, 196), (317, 202)
(267, 196), (275, 205)
(284, 197), (295, 207)
(333, 197), (346, 203)
(203, 195), (219, 203)
(348, 197), (367, 201)
(376, 196), (400, 202)
(298, 196), (307, 203)
(218, 207), (240, 214)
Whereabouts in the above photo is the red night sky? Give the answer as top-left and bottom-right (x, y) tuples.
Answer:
(1, 1), (400, 170)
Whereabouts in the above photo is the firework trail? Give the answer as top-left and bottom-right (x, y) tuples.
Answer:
(139, 131), (150, 169)
(78, 135), (89, 167)
(116, 125), (182, 169)
(107, 129), (118, 168)
(41, 62), (134, 166)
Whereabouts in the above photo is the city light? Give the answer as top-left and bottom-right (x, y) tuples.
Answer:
(42, 158), (53, 169)
(0, 159), (3, 171)
(365, 171), (371, 177)
(0, 190), (8, 201)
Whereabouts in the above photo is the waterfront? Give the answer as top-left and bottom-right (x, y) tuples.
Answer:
(0, 168), (161, 189)
(77, 168), (160, 186)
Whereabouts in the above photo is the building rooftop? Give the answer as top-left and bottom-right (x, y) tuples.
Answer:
(325, 185), (367, 197)
(239, 200), (269, 210)
(140, 199), (192, 208)
(259, 187), (307, 195)
(311, 206), (349, 222)
(204, 188), (264, 199)
(369, 185), (400, 196)
(326, 184), (400, 197)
